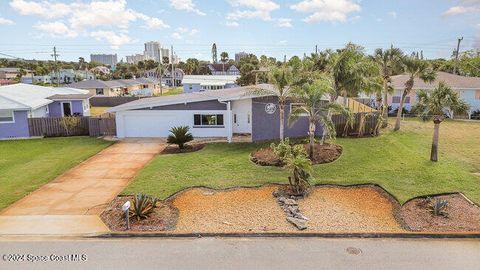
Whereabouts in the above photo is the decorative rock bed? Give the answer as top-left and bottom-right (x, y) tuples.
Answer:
(250, 143), (342, 166)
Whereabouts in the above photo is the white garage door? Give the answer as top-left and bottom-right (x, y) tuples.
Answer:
(116, 110), (229, 138)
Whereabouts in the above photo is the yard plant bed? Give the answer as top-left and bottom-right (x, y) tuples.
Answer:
(161, 143), (205, 155)
(101, 196), (178, 232)
(250, 143), (342, 166)
(400, 194), (480, 232)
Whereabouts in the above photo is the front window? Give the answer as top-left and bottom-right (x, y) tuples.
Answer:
(194, 114), (224, 126)
(392, 96), (401, 103)
(0, 110), (14, 123)
(96, 88), (104, 95)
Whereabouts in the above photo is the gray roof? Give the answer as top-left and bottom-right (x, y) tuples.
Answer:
(108, 84), (273, 113)
(68, 78), (158, 89)
(391, 71), (480, 89)
(48, 94), (93, 100)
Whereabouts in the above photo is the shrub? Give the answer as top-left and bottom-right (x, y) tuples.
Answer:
(271, 139), (313, 195)
(59, 116), (80, 136)
(167, 126), (193, 149)
(428, 197), (448, 217)
(471, 110), (480, 120)
(129, 194), (158, 221)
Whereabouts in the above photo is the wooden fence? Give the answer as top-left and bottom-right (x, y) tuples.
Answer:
(332, 112), (380, 137)
(28, 116), (116, 137)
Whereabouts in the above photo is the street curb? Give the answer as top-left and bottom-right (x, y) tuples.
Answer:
(91, 232), (480, 239)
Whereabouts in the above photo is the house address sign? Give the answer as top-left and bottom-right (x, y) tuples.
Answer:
(265, 103), (276, 114)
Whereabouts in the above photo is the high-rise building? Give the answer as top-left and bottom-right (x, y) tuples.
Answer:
(90, 54), (118, 66)
(144, 41), (162, 62)
(235, 52), (248, 62)
(126, 54), (146, 64)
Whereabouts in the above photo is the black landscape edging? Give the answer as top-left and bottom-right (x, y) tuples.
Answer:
(91, 232), (480, 239)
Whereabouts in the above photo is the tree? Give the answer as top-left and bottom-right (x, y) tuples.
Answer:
(155, 62), (165, 95)
(237, 54), (260, 86)
(394, 58), (436, 131)
(250, 64), (293, 140)
(59, 116), (80, 136)
(289, 76), (352, 158)
(167, 126), (194, 149)
(185, 58), (200, 75)
(411, 82), (469, 161)
(220, 52), (229, 63)
(371, 47), (404, 127)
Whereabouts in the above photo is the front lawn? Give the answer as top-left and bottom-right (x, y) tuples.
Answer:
(123, 119), (480, 204)
(0, 137), (113, 210)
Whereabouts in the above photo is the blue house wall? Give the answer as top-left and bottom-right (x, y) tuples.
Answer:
(459, 89), (480, 113)
(0, 111), (30, 138)
(183, 83), (202, 93)
(48, 100), (85, 117)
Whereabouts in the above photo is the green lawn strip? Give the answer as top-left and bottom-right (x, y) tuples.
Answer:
(123, 122), (480, 204)
(0, 137), (113, 210)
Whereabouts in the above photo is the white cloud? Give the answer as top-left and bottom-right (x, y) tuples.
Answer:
(290, 0), (361, 23)
(277, 18), (293, 28)
(444, 0), (480, 16)
(0, 17), (14, 25)
(90, 31), (132, 49)
(10, 0), (169, 47)
(33, 21), (78, 38)
(227, 0), (280, 21)
(387, 11), (397, 19)
(172, 27), (198, 39)
(226, 21), (240, 27)
(170, 0), (205, 16)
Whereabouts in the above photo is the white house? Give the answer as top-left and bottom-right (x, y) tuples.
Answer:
(182, 75), (239, 93)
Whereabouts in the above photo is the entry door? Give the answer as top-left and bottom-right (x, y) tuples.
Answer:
(232, 99), (252, 134)
(62, 102), (72, 116)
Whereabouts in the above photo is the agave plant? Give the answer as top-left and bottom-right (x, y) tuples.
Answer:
(167, 126), (194, 149)
(428, 197), (448, 217)
(129, 193), (158, 221)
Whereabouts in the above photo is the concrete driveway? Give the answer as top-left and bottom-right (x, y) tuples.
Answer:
(0, 139), (165, 235)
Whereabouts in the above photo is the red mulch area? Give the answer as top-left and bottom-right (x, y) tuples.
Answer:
(250, 143), (342, 166)
(100, 196), (178, 232)
(161, 143), (205, 154)
(400, 194), (480, 232)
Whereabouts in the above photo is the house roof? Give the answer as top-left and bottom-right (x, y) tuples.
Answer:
(0, 83), (89, 110)
(390, 71), (480, 90)
(108, 84), (272, 113)
(68, 78), (159, 89)
(208, 64), (238, 72)
(48, 94), (93, 100)
(182, 75), (239, 86)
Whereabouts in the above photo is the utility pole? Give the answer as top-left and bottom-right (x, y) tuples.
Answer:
(51, 46), (60, 86)
(283, 55), (286, 64)
(453, 37), (463, 74)
(171, 45), (175, 88)
(315, 45), (318, 55)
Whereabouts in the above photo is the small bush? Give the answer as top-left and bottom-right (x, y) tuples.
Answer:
(428, 197), (448, 217)
(129, 194), (158, 221)
(167, 126), (193, 149)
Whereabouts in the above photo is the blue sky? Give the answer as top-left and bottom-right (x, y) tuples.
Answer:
(0, 0), (479, 62)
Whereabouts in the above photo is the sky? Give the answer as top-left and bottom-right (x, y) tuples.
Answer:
(0, 0), (479, 62)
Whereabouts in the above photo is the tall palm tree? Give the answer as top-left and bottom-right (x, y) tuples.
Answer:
(250, 64), (293, 140)
(220, 52), (229, 74)
(411, 82), (469, 161)
(289, 76), (352, 159)
(394, 58), (436, 131)
(156, 63), (165, 95)
(371, 47), (404, 127)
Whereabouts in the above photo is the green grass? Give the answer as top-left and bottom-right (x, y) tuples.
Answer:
(124, 119), (480, 204)
(161, 87), (184, 96)
(0, 137), (113, 210)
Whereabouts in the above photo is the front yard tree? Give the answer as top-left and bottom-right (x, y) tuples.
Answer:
(289, 76), (352, 159)
(411, 82), (469, 161)
(371, 47), (404, 127)
(394, 58), (436, 131)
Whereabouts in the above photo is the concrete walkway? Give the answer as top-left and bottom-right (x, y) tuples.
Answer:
(0, 139), (165, 235)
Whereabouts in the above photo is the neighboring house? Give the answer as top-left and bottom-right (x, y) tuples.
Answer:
(49, 69), (95, 84)
(0, 84), (92, 139)
(90, 66), (111, 75)
(21, 75), (52, 84)
(208, 64), (240, 75)
(68, 78), (160, 97)
(386, 71), (480, 117)
(108, 84), (328, 142)
(182, 75), (239, 93)
(145, 68), (184, 87)
(0, 68), (33, 80)
(0, 79), (16, 86)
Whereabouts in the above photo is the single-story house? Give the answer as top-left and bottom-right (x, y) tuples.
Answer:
(386, 71), (480, 117)
(68, 78), (160, 97)
(108, 84), (327, 142)
(21, 75), (52, 84)
(208, 64), (240, 75)
(0, 68), (33, 80)
(182, 75), (239, 93)
(0, 84), (92, 139)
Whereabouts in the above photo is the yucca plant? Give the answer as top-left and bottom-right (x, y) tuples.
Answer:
(129, 194), (158, 221)
(428, 197), (448, 217)
(167, 126), (193, 149)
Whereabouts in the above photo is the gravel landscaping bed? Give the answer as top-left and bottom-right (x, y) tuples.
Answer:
(250, 143), (342, 166)
(400, 194), (480, 232)
(161, 143), (205, 155)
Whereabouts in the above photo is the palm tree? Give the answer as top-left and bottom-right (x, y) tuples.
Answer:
(411, 82), (469, 161)
(289, 76), (352, 159)
(156, 63), (165, 95)
(394, 58), (436, 131)
(220, 52), (229, 74)
(250, 64), (293, 140)
(371, 47), (404, 127)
